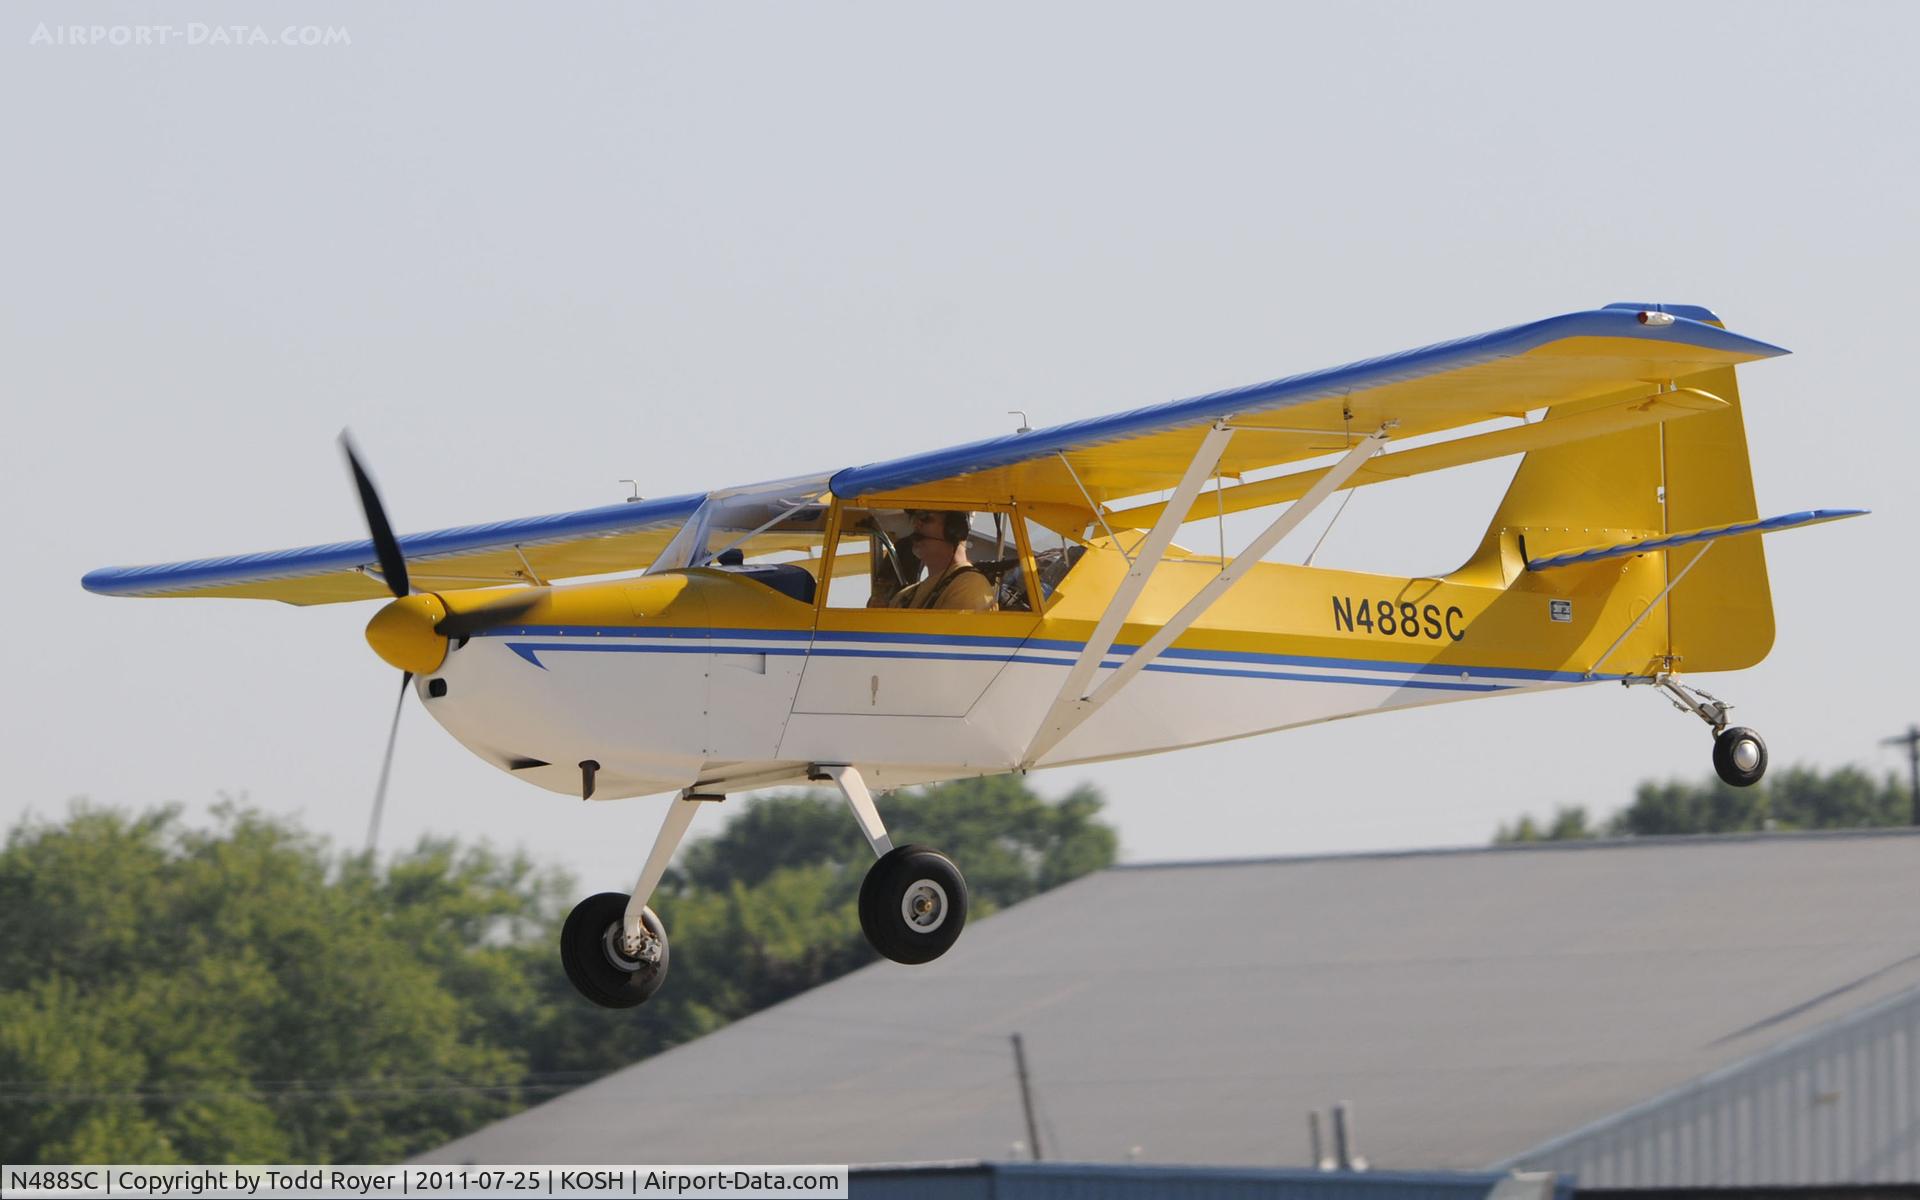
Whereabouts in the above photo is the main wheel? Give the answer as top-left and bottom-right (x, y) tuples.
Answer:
(1712, 725), (1768, 788)
(859, 844), (968, 965)
(560, 892), (669, 1009)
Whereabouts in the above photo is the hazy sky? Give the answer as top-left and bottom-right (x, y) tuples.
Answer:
(5, 2), (1914, 892)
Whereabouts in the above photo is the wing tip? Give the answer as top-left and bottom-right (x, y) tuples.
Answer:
(81, 566), (134, 596)
(78, 489), (715, 602)
(1598, 302), (1791, 357)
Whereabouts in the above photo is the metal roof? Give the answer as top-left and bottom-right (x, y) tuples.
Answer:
(419, 830), (1920, 1174)
(847, 1162), (1569, 1200)
(1498, 981), (1920, 1186)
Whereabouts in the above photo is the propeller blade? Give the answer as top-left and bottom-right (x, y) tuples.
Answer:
(434, 590), (547, 639)
(340, 432), (410, 600)
(365, 670), (410, 853)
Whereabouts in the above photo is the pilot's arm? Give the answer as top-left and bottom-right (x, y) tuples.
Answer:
(866, 534), (924, 608)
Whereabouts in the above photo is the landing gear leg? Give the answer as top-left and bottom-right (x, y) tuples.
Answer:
(813, 764), (969, 965)
(560, 788), (719, 1009)
(1630, 671), (1768, 788)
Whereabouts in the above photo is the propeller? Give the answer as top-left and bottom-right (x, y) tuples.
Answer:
(364, 669), (411, 853)
(341, 433), (409, 600)
(435, 591), (544, 638)
(339, 432), (550, 852)
(340, 433), (415, 853)
(343, 431), (545, 645)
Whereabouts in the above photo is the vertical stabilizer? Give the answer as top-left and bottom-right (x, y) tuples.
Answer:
(1461, 316), (1774, 674)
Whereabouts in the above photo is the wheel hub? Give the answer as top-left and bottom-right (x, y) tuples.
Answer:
(1733, 739), (1761, 772)
(602, 921), (655, 971)
(902, 879), (949, 933)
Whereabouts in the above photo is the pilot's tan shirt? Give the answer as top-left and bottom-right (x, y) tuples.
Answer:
(889, 564), (996, 612)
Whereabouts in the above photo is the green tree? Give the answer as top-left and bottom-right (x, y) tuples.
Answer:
(0, 776), (1117, 1165)
(1767, 764), (1905, 829)
(0, 805), (535, 1164)
(1491, 763), (1911, 843)
(1607, 777), (1769, 836)
(1494, 805), (1595, 844)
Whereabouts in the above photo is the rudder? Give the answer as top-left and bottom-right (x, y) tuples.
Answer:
(1460, 317), (1773, 674)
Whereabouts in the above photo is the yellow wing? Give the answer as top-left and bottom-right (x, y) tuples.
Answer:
(829, 304), (1784, 517)
(84, 305), (1785, 606)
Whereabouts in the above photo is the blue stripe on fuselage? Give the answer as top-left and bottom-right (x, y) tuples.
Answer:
(485, 625), (1572, 690)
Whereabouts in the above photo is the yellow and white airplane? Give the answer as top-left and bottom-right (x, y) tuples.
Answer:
(85, 302), (1861, 1008)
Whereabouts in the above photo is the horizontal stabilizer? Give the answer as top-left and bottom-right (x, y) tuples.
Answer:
(1525, 508), (1866, 572)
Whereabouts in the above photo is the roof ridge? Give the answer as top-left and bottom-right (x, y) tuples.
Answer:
(1114, 825), (1920, 871)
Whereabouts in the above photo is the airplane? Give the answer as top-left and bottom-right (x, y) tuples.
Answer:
(84, 301), (1863, 1009)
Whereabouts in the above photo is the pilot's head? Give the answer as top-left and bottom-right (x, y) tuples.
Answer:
(908, 509), (970, 545)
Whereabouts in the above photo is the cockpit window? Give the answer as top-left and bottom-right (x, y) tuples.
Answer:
(823, 506), (1028, 612)
(997, 513), (1087, 612)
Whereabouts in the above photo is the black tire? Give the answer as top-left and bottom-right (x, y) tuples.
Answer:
(560, 892), (669, 1009)
(1713, 725), (1768, 788)
(859, 844), (968, 965)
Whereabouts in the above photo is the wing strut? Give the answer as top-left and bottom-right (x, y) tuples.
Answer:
(1022, 425), (1392, 767)
(1022, 423), (1237, 766)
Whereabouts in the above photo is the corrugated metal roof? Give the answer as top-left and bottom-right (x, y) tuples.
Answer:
(1501, 983), (1920, 1186)
(849, 1162), (1570, 1200)
(419, 830), (1920, 1177)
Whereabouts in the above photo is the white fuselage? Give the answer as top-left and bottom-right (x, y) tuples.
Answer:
(415, 607), (1575, 801)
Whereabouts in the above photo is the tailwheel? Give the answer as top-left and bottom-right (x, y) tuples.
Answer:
(560, 892), (669, 1009)
(1713, 726), (1768, 788)
(859, 844), (968, 964)
(1638, 673), (1769, 790)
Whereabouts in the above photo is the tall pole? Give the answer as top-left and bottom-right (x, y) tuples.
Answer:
(1010, 1033), (1042, 1161)
(1886, 725), (1920, 826)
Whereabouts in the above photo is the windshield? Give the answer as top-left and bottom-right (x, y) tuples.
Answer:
(645, 474), (833, 575)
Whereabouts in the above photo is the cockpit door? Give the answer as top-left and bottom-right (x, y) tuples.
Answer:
(794, 503), (1041, 717)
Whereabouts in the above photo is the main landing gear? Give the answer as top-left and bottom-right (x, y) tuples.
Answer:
(814, 764), (970, 966)
(560, 765), (969, 1010)
(561, 788), (712, 1009)
(1632, 672), (1768, 789)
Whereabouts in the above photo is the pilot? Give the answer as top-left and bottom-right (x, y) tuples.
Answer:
(881, 510), (997, 612)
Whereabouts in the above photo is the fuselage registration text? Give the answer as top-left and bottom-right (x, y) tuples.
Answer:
(1331, 595), (1465, 641)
